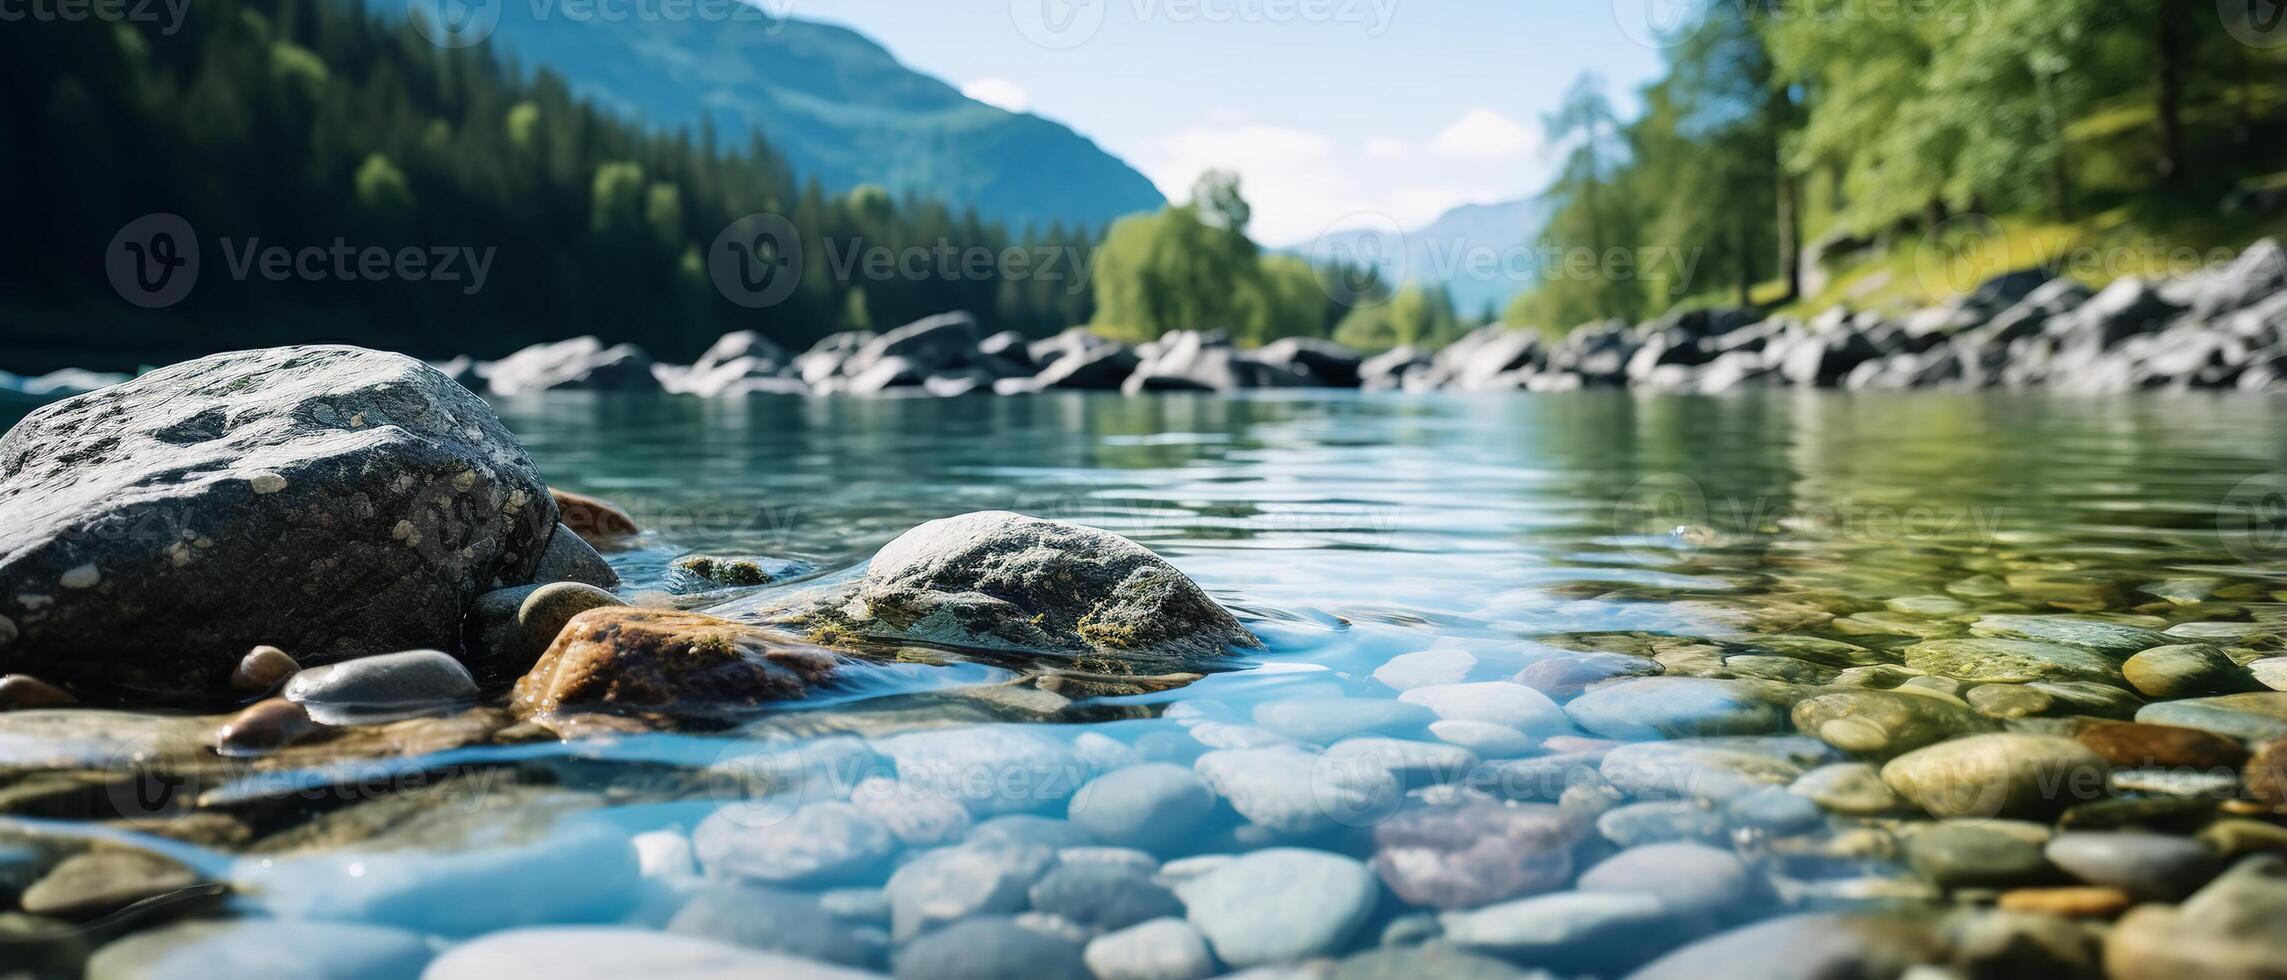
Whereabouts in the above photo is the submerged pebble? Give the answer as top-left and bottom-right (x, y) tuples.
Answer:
(283, 649), (477, 721)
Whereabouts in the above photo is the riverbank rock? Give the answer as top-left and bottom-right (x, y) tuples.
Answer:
(480, 337), (657, 395)
(800, 512), (1259, 669)
(550, 489), (641, 546)
(0, 346), (559, 701)
(511, 608), (838, 722)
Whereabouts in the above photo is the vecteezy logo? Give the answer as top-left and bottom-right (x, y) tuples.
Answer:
(1310, 212), (1407, 309)
(1611, 0), (1702, 49)
(2219, 473), (2287, 562)
(1613, 472), (1712, 562)
(408, 0), (501, 49)
(106, 213), (201, 309)
(709, 213), (804, 309)
(2223, 0), (2287, 48)
(1011, 0), (1105, 50)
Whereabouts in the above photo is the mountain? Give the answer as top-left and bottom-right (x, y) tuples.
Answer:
(456, 6), (1164, 231)
(1300, 198), (1554, 318)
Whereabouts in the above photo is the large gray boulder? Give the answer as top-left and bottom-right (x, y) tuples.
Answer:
(1256, 337), (1363, 387)
(1035, 345), (1141, 390)
(1121, 331), (1311, 393)
(799, 511), (1259, 669)
(846, 312), (980, 378)
(0, 346), (563, 701)
(479, 336), (657, 395)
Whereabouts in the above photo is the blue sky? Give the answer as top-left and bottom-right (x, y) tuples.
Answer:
(799, 1), (1672, 245)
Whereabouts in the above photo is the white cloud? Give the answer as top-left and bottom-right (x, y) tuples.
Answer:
(1430, 108), (1537, 159)
(1364, 136), (1411, 160)
(961, 77), (1032, 114)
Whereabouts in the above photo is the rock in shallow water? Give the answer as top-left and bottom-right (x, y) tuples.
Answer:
(0, 346), (560, 701)
(1174, 848), (1379, 968)
(667, 883), (882, 968)
(694, 801), (899, 887)
(1368, 803), (1572, 909)
(463, 582), (625, 684)
(1066, 763), (1216, 853)
(283, 649), (477, 721)
(511, 608), (837, 722)
(1902, 638), (2122, 684)
(1083, 918), (1214, 980)
(798, 511), (1260, 669)
(1562, 677), (1789, 740)
(427, 927), (883, 980)
(1791, 688), (1995, 758)
(2044, 831), (2222, 900)
(2137, 692), (2287, 741)
(1880, 733), (2109, 819)
(2122, 644), (2256, 699)
(2104, 855), (2287, 980)
(885, 841), (1058, 940)
(1437, 890), (1676, 973)
(86, 919), (435, 980)
(895, 916), (1088, 980)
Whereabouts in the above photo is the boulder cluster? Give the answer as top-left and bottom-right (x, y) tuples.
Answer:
(424, 239), (2287, 400)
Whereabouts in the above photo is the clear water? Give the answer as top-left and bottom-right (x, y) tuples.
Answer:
(12, 389), (2287, 972)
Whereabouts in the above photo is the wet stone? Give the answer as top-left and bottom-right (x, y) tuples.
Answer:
(426, 927), (882, 980)
(894, 916), (1091, 980)
(1577, 842), (1751, 913)
(1368, 803), (1571, 909)
(1027, 862), (1184, 931)
(1629, 911), (1949, 980)
(1066, 763), (1216, 853)
(86, 920), (435, 980)
(1512, 653), (1661, 700)
(1880, 733), (2110, 820)
(1194, 746), (1398, 836)
(2123, 644), (2256, 699)
(2105, 854), (2287, 980)
(2070, 719), (2248, 770)
(1902, 638), (2121, 684)
(1564, 677), (1790, 740)
(1174, 848), (1379, 968)
(2043, 831), (2222, 900)
(464, 582), (625, 684)
(1252, 698), (1435, 744)
(969, 815), (1097, 850)
(213, 697), (324, 756)
(1995, 885), (2134, 918)
(1949, 908), (2102, 980)
(1597, 800), (1727, 848)
(2251, 656), (2287, 691)
(1371, 649), (1484, 691)
(885, 842), (1058, 941)
(0, 674), (76, 709)
(1436, 890), (1676, 974)
(1397, 682), (1569, 734)
(666, 883), (881, 968)
(1083, 918), (1214, 980)
(849, 777), (973, 848)
(1330, 945), (1528, 980)
(1790, 762), (1909, 816)
(1725, 785), (1825, 835)
(1969, 614), (2170, 655)
(1792, 689), (1994, 758)
(282, 649), (477, 722)
(229, 646), (299, 695)
(20, 849), (202, 918)
(2137, 692), (2287, 741)
(1905, 825), (2055, 891)
(511, 608), (835, 723)
(1598, 736), (1831, 803)
(692, 801), (899, 886)
(1428, 720), (1536, 757)
(1321, 737), (1480, 790)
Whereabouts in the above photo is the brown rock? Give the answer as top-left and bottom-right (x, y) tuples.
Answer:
(230, 646), (300, 695)
(511, 608), (836, 720)
(0, 674), (75, 708)
(20, 849), (201, 918)
(550, 488), (640, 545)
(214, 698), (325, 756)
(2074, 719), (2250, 771)
(1996, 885), (2134, 918)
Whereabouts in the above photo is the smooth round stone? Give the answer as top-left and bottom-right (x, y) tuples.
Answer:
(692, 801), (898, 886)
(1965, 683), (2058, 719)
(1083, 918), (1214, 980)
(1577, 842), (1749, 912)
(1372, 649), (1482, 691)
(213, 697), (324, 756)
(1902, 638), (2121, 684)
(1789, 763), (1907, 816)
(1721, 655), (1839, 685)
(1996, 885), (2134, 918)
(849, 777), (973, 847)
(1904, 825), (2055, 890)
(2028, 681), (2144, 718)
(2164, 621), (2275, 641)
(1969, 615), (2170, 655)
(21, 850), (200, 918)
(1880, 734), (2110, 819)
(1072, 732), (1141, 772)
(1792, 689), (1992, 757)
(1368, 803), (1571, 909)
(1951, 909), (2102, 979)
(229, 645), (300, 694)
(969, 815), (1095, 850)
(1831, 664), (1929, 688)
(1727, 635), (1889, 668)
(1055, 846), (1159, 876)
(2198, 818), (2287, 858)
(1564, 677), (1788, 740)
(666, 884), (880, 968)
(1888, 594), (1971, 616)
(282, 649), (477, 720)
(1833, 611), (1962, 640)
(1435, 891), (1673, 972)
(884, 842), (1057, 941)
(2104, 854), (2287, 980)
(1028, 862), (1182, 931)
(2252, 657), (2287, 692)
(1724, 786), (1824, 835)
(872, 726), (1085, 816)
(1630, 911), (1948, 980)
(1173, 848), (1379, 969)
(2137, 692), (2287, 741)
(2071, 719), (2249, 770)
(1321, 737), (1480, 789)
(2123, 645), (2254, 699)
(1330, 945), (1529, 980)
(1598, 737), (1831, 803)
(1252, 698), (1435, 744)
(1194, 747), (1399, 835)
(2248, 737), (2287, 810)
(1596, 801), (1727, 848)
(1395, 683), (1568, 735)
(427, 927), (880, 980)
(89, 919), (433, 980)
(1429, 720), (1536, 757)
(1066, 764), (1215, 853)
(892, 916), (1089, 980)
(2043, 832), (2222, 900)
(1512, 653), (1660, 699)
